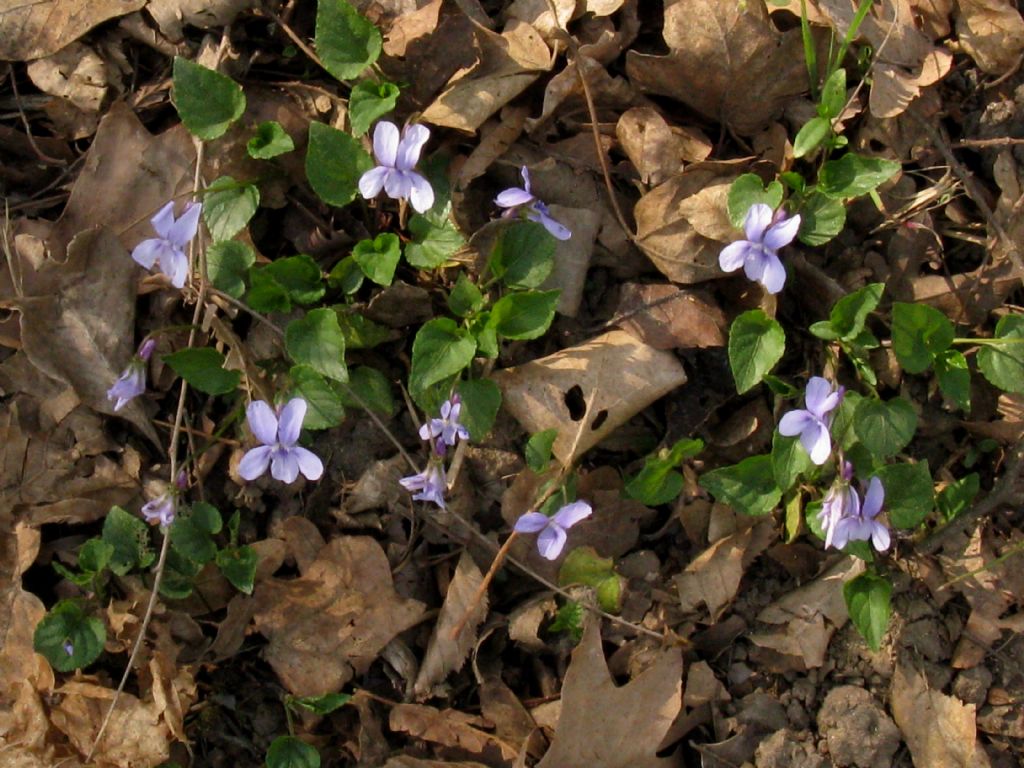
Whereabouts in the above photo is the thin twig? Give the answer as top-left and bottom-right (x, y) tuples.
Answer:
(7, 64), (67, 167)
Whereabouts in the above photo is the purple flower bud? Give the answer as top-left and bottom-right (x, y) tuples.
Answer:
(358, 121), (435, 213)
(107, 360), (147, 412)
(494, 166), (571, 240)
(399, 461), (447, 509)
(138, 338), (156, 361)
(778, 377), (844, 465)
(63, 640), (74, 656)
(131, 200), (202, 289)
(238, 398), (324, 483)
(719, 203), (800, 294)
(513, 500), (593, 560)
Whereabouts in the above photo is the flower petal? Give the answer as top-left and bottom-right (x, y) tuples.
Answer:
(538, 209), (572, 240)
(167, 202), (202, 246)
(277, 398), (307, 446)
(293, 447), (324, 481)
(131, 238), (165, 269)
(396, 123), (430, 171)
(400, 471), (426, 492)
(159, 246), (190, 289)
(246, 401), (278, 445)
(553, 500), (592, 529)
(778, 409), (813, 437)
(383, 169), (414, 202)
(742, 248), (768, 284)
(420, 420), (441, 441)
(238, 445), (272, 480)
(870, 521), (890, 552)
(407, 172), (435, 214)
(862, 476), (884, 518)
(150, 201), (176, 239)
(537, 524), (567, 560)
(803, 377), (834, 416)
(763, 213), (801, 251)
(514, 512), (551, 533)
(271, 449), (300, 483)
(372, 121), (399, 167)
(495, 187), (534, 208)
(743, 203), (774, 242)
(359, 166), (390, 200)
(718, 241), (751, 273)
(803, 420), (832, 465)
(759, 252), (787, 294)
(520, 166), (532, 194)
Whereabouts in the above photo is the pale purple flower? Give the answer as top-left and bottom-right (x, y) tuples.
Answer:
(818, 462), (856, 549)
(778, 377), (844, 465)
(358, 121), (435, 214)
(400, 461), (447, 509)
(131, 200), (202, 289)
(141, 492), (176, 527)
(238, 399), (324, 483)
(419, 396), (470, 447)
(63, 640), (74, 656)
(514, 500), (593, 560)
(107, 338), (156, 412)
(831, 476), (890, 552)
(495, 166), (571, 240)
(718, 203), (800, 294)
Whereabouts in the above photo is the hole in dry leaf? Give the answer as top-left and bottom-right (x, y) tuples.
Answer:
(590, 409), (608, 430)
(564, 384), (586, 421)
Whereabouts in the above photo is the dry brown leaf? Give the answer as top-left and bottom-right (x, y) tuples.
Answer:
(145, 0), (251, 42)
(413, 552), (487, 698)
(492, 329), (687, 465)
(382, 0), (443, 57)
(585, 0), (625, 14)
(891, 661), (991, 768)
(626, 0), (806, 135)
(615, 283), (728, 350)
(0, 0), (146, 61)
(634, 166), (738, 285)
(252, 537), (427, 697)
(506, 0), (576, 39)
(25, 42), (111, 139)
(536, 618), (682, 768)
(383, 757), (492, 768)
(616, 107), (684, 186)
(541, 205), (600, 318)
(389, 703), (519, 763)
(955, 0), (1024, 74)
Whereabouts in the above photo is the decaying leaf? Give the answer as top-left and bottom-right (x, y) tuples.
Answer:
(615, 283), (728, 350)
(891, 661), (992, 768)
(492, 329), (687, 465)
(389, 703), (519, 763)
(955, 0), (1024, 74)
(145, 0), (251, 42)
(615, 108), (685, 186)
(536, 618), (682, 767)
(0, 0), (146, 61)
(252, 537), (427, 697)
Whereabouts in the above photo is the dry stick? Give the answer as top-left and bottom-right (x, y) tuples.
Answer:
(86, 31), (230, 762)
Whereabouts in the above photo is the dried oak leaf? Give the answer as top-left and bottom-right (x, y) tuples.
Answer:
(0, 0), (146, 61)
(625, 0), (806, 135)
(252, 537), (427, 697)
(536, 617), (682, 768)
(615, 282), (727, 350)
(389, 703), (519, 763)
(955, 0), (1024, 74)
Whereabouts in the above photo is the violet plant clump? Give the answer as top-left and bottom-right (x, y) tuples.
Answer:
(238, 398), (324, 483)
(358, 121), (435, 214)
(107, 338), (157, 412)
(718, 203), (800, 294)
(131, 200), (202, 289)
(778, 376), (843, 465)
(514, 500), (593, 560)
(495, 166), (571, 240)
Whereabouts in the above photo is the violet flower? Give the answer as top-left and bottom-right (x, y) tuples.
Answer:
(778, 377), (844, 465)
(514, 500), (593, 560)
(141, 492), (176, 527)
(818, 461), (856, 550)
(131, 200), (202, 289)
(495, 166), (571, 240)
(238, 398), (324, 483)
(832, 475), (890, 552)
(419, 396), (470, 447)
(400, 461), (447, 509)
(107, 338), (156, 412)
(358, 121), (435, 214)
(63, 640), (74, 656)
(718, 203), (800, 294)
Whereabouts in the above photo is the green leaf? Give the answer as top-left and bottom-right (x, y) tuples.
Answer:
(937, 472), (979, 521)
(248, 121), (294, 159)
(935, 349), (971, 411)
(327, 256), (364, 294)
(341, 365), (394, 416)
(488, 221), (556, 289)
(336, 312), (391, 349)
(490, 290), (560, 341)
(471, 312), (498, 358)
(286, 308), (348, 382)
(160, 548), (203, 599)
(289, 693), (352, 715)
(727, 173), (784, 228)
(455, 378), (501, 440)
(207, 240), (256, 299)
(348, 79), (400, 136)
(216, 545), (258, 594)
(265, 735), (321, 768)
(819, 153), (901, 200)
(625, 438), (704, 506)
(34, 600), (106, 672)
(315, 0), (382, 81)
(289, 365), (346, 429)
(876, 461), (933, 529)
(203, 176), (260, 242)
(977, 314), (1024, 394)
(249, 254), (325, 312)
(854, 397), (917, 459)
(170, 502), (222, 564)
(526, 429), (559, 472)
(352, 233), (401, 286)
(892, 302), (954, 373)
(797, 190), (846, 246)
(306, 121), (373, 207)
(548, 600), (584, 642)
(448, 273), (485, 318)
(77, 538), (114, 575)
(829, 282), (883, 341)
(163, 347), (241, 395)
(405, 214), (464, 269)
(172, 56), (245, 141)
(843, 572), (891, 651)
(728, 309), (785, 394)
(820, 67), (847, 119)
(793, 116), (831, 159)
(409, 318), (477, 396)
(771, 432), (814, 491)
(102, 505), (154, 576)
(699, 455), (781, 516)
(558, 547), (623, 613)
